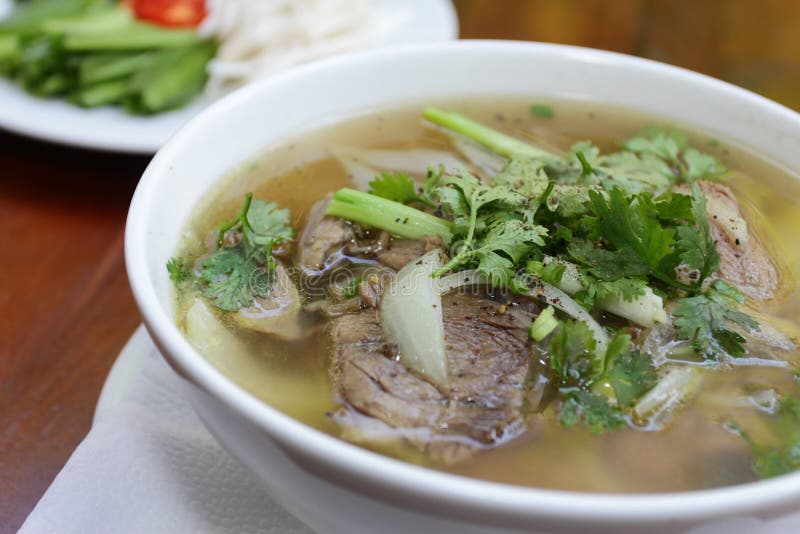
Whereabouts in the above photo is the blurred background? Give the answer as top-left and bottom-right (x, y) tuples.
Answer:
(456, 0), (800, 111)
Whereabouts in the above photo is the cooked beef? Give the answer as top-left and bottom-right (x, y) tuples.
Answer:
(674, 181), (779, 300)
(376, 235), (445, 270)
(296, 196), (352, 276)
(329, 291), (535, 464)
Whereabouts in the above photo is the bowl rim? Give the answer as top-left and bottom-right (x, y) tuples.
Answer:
(126, 39), (800, 525)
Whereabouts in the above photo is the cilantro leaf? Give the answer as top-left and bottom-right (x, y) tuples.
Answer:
(675, 182), (720, 285)
(622, 127), (686, 163)
(606, 349), (658, 407)
(530, 104), (554, 118)
(245, 199), (294, 247)
(581, 188), (694, 291)
(545, 184), (597, 217)
(621, 127), (727, 182)
(568, 238), (650, 281)
(433, 170), (547, 286)
(198, 246), (272, 312)
(559, 390), (626, 433)
(683, 148), (728, 181)
(167, 257), (192, 284)
(672, 280), (760, 358)
(369, 172), (432, 207)
(173, 194), (295, 313)
(492, 157), (549, 198)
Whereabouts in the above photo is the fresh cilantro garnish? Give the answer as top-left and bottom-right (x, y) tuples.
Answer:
(492, 157), (549, 198)
(605, 348), (658, 407)
(559, 390), (626, 433)
(622, 126), (727, 182)
(369, 171), (433, 207)
(675, 182), (720, 286)
(577, 276), (649, 309)
(583, 188), (689, 290)
(432, 170), (547, 287)
(166, 257), (192, 284)
(169, 193), (294, 313)
(198, 246), (272, 312)
(673, 280), (760, 359)
(529, 104), (554, 118)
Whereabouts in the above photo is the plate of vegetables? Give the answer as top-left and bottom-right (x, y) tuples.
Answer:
(0, 0), (457, 153)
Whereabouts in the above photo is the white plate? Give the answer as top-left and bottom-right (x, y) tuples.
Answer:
(0, 0), (458, 154)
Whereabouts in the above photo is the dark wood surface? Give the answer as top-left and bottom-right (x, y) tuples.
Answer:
(2, 1), (799, 531)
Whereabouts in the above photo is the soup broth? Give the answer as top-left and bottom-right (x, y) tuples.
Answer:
(173, 98), (800, 493)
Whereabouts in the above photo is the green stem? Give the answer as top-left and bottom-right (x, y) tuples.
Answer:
(325, 188), (453, 243)
(71, 78), (128, 107)
(80, 51), (156, 85)
(217, 193), (252, 247)
(63, 24), (199, 51)
(423, 106), (558, 161)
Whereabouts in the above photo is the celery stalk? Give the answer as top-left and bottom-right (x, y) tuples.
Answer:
(423, 106), (558, 161)
(325, 188), (454, 243)
(79, 52), (155, 85)
(529, 306), (559, 341)
(63, 24), (199, 51)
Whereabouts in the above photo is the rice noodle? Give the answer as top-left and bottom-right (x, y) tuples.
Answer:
(199, 0), (407, 93)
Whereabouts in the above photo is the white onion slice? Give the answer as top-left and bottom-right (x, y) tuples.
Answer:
(332, 146), (469, 190)
(380, 249), (448, 389)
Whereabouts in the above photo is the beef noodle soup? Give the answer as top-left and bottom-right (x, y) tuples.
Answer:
(169, 98), (800, 493)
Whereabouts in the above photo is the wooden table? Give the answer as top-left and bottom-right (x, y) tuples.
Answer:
(2, 1), (799, 531)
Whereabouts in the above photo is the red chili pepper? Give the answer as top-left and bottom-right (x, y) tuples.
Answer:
(130, 0), (207, 28)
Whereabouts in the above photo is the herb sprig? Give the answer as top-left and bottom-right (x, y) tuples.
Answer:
(168, 194), (294, 312)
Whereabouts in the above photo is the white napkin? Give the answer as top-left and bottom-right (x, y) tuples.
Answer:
(20, 326), (313, 534)
(20, 326), (800, 534)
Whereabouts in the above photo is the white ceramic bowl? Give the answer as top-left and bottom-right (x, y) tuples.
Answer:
(125, 41), (800, 533)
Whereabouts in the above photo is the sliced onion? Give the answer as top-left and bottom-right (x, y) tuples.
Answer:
(542, 255), (666, 327)
(633, 365), (703, 429)
(380, 249), (449, 389)
(332, 146), (469, 190)
(523, 280), (611, 355)
(448, 135), (506, 177)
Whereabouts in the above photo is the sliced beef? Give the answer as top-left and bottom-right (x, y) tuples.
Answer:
(296, 196), (352, 276)
(329, 291), (535, 464)
(376, 235), (445, 270)
(674, 181), (779, 300)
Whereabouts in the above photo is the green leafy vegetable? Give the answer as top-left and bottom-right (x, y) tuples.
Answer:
(368, 172), (432, 207)
(166, 257), (191, 284)
(605, 349), (658, 407)
(673, 280), (760, 359)
(168, 194), (294, 312)
(559, 390), (626, 433)
(675, 182), (720, 286)
(622, 126), (727, 182)
(529, 104), (554, 118)
(0, 1), (215, 114)
(198, 246), (272, 312)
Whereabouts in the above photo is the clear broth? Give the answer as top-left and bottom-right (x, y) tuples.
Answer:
(174, 98), (800, 493)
